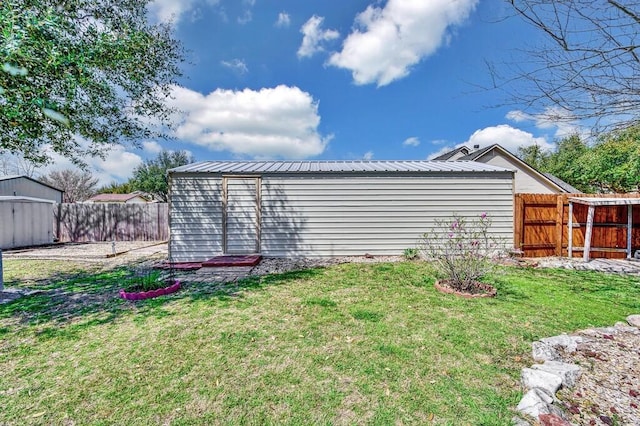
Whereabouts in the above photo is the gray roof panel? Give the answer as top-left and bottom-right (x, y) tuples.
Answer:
(169, 160), (513, 174)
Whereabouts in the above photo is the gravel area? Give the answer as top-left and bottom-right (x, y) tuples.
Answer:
(555, 323), (640, 425)
(534, 257), (640, 275)
(3, 241), (167, 263)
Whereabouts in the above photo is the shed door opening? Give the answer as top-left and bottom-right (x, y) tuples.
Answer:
(224, 177), (260, 254)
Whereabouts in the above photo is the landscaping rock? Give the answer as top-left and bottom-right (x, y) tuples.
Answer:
(532, 341), (561, 362)
(521, 368), (563, 395)
(540, 335), (583, 352)
(516, 388), (564, 419)
(538, 413), (572, 426)
(580, 325), (640, 338)
(532, 361), (582, 389)
(627, 314), (640, 327)
(512, 416), (531, 426)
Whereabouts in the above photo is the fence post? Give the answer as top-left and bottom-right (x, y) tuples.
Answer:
(555, 195), (564, 256)
(0, 248), (3, 291)
(513, 194), (523, 252)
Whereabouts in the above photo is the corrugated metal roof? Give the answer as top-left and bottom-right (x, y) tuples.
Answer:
(169, 160), (512, 174)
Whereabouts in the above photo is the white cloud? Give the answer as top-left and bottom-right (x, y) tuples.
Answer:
(328, 0), (478, 86)
(221, 59), (249, 75)
(402, 136), (420, 147)
(142, 141), (163, 154)
(39, 144), (143, 186)
(297, 16), (340, 59)
(167, 85), (331, 159)
(428, 124), (552, 159)
(506, 107), (583, 140)
(276, 12), (291, 28)
(363, 151), (374, 160)
(149, 0), (220, 24)
(237, 0), (255, 24)
(465, 125), (552, 153)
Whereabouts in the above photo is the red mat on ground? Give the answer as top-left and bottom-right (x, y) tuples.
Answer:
(202, 255), (262, 267)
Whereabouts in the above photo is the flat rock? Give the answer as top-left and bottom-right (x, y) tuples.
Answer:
(538, 413), (572, 426)
(532, 341), (561, 362)
(540, 334), (583, 352)
(512, 416), (531, 426)
(516, 388), (562, 419)
(522, 368), (563, 395)
(532, 361), (582, 389)
(627, 314), (640, 327)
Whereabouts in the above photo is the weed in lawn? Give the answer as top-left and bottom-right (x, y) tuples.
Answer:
(303, 297), (337, 308)
(351, 309), (384, 322)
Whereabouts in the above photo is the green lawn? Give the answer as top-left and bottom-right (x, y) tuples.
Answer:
(1, 260), (639, 425)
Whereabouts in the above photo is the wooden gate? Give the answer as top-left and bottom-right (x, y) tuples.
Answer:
(514, 193), (640, 258)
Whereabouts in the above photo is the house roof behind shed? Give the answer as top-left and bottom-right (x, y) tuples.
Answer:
(169, 160), (512, 174)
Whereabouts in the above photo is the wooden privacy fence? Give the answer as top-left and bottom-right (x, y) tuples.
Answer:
(55, 203), (169, 242)
(514, 193), (640, 258)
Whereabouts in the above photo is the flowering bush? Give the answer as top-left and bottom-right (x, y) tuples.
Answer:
(420, 213), (499, 293)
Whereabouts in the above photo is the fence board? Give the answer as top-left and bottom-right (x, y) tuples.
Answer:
(514, 193), (640, 258)
(56, 203), (168, 242)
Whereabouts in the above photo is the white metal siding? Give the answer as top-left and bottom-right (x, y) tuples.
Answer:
(260, 175), (513, 257)
(0, 178), (63, 203)
(0, 199), (55, 249)
(169, 172), (514, 261)
(169, 176), (223, 262)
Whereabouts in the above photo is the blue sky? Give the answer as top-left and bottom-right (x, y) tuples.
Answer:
(45, 0), (582, 184)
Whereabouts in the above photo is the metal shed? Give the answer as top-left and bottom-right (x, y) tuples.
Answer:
(0, 196), (56, 249)
(0, 175), (64, 203)
(168, 160), (515, 261)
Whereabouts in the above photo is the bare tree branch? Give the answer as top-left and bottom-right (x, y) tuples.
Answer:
(500, 0), (640, 132)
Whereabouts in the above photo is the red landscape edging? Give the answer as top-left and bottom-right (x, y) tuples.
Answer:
(119, 281), (181, 301)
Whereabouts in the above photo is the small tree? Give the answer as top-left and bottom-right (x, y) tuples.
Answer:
(131, 150), (193, 202)
(420, 213), (499, 293)
(40, 169), (98, 203)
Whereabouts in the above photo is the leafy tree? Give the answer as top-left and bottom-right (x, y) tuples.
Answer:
(543, 134), (590, 191)
(39, 169), (99, 202)
(516, 144), (549, 170)
(517, 131), (640, 193)
(506, 1), (640, 131)
(582, 127), (640, 193)
(0, 0), (184, 165)
(131, 150), (193, 202)
(97, 181), (134, 194)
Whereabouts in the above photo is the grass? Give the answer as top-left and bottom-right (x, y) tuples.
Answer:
(1, 260), (639, 425)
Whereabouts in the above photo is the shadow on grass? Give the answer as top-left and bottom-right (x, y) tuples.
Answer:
(0, 263), (326, 330)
